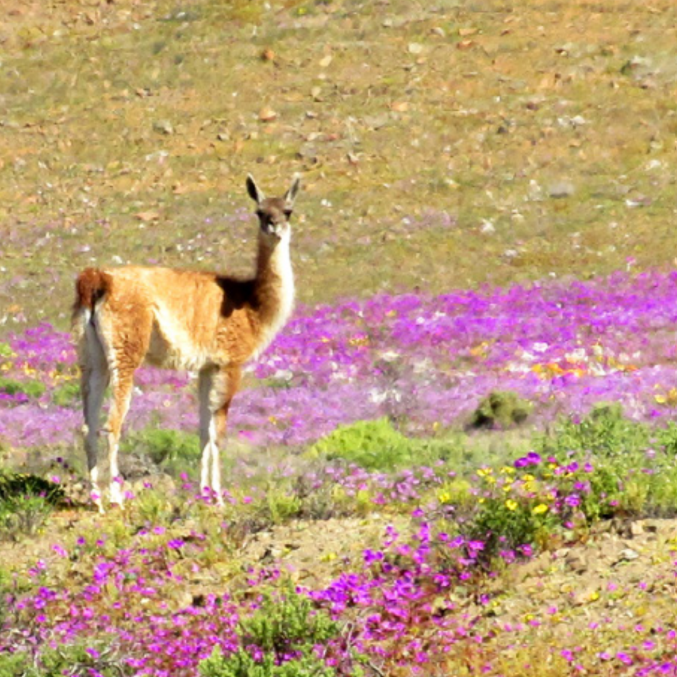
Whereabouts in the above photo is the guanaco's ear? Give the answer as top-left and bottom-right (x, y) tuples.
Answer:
(284, 174), (301, 209)
(246, 174), (265, 204)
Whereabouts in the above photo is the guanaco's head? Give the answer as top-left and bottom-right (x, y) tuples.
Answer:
(247, 173), (301, 244)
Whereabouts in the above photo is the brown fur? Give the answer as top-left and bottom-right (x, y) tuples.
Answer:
(73, 267), (112, 316)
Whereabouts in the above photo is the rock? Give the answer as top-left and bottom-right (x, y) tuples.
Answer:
(630, 521), (644, 537)
(153, 120), (174, 135)
(617, 548), (640, 563)
(549, 181), (575, 198)
(258, 107), (277, 122)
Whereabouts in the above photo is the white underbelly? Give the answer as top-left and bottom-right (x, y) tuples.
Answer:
(145, 322), (212, 371)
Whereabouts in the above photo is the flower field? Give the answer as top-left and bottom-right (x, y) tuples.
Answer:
(2, 270), (677, 451)
(3, 0), (677, 673)
(3, 271), (677, 675)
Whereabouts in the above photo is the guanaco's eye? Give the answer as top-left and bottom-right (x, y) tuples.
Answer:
(283, 209), (293, 219)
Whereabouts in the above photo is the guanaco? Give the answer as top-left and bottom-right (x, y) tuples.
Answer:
(72, 174), (300, 510)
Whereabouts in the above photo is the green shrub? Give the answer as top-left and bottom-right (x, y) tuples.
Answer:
(468, 390), (531, 430)
(0, 641), (127, 677)
(260, 486), (302, 525)
(531, 407), (677, 521)
(309, 418), (413, 471)
(199, 585), (363, 677)
(200, 648), (339, 677)
(122, 428), (200, 468)
(0, 376), (46, 400)
(539, 403), (648, 458)
(0, 472), (64, 541)
(0, 651), (31, 677)
(0, 494), (53, 541)
(51, 382), (80, 407)
(0, 472), (65, 504)
(469, 493), (559, 556)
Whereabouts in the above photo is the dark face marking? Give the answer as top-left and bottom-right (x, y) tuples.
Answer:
(256, 197), (292, 238)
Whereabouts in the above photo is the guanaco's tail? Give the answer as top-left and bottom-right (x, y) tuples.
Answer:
(72, 268), (112, 328)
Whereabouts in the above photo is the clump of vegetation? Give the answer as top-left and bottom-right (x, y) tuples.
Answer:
(468, 391), (532, 430)
(0, 376), (46, 401)
(0, 471), (65, 504)
(0, 640), (126, 677)
(51, 382), (80, 407)
(539, 402), (649, 457)
(123, 428), (200, 473)
(0, 472), (64, 541)
(199, 585), (363, 677)
(534, 406), (677, 519)
(0, 494), (54, 541)
(309, 418), (414, 471)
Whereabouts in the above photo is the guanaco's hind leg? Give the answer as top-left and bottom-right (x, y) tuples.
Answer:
(80, 322), (110, 510)
(85, 307), (151, 510)
(198, 365), (242, 503)
(104, 366), (137, 507)
(102, 316), (151, 508)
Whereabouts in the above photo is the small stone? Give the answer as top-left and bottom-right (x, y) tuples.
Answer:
(630, 522), (644, 537)
(549, 181), (575, 198)
(618, 548), (640, 562)
(153, 120), (173, 135)
(258, 107), (277, 122)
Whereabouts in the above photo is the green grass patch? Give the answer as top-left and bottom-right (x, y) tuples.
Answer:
(0, 639), (126, 677)
(51, 381), (80, 407)
(308, 418), (414, 471)
(0, 376), (46, 400)
(122, 428), (200, 477)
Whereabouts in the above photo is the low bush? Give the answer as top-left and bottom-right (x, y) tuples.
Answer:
(0, 641), (127, 677)
(122, 428), (200, 474)
(468, 390), (532, 430)
(51, 382), (80, 407)
(199, 585), (364, 677)
(0, 376), (46, 401)
(309, 418), (413, 471)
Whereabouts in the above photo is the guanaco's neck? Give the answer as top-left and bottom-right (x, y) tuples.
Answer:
(254, 235), (295, 328)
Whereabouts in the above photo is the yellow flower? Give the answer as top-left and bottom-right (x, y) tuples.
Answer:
(348, 335), (369, 347)
(438, 490), (451, 504)
(500, 466), (516, 475)
(505, 499), (518, 511)
(532, 503), (548, 515)
(502, 483), (513, 493)
(477, 467), (493, 477)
